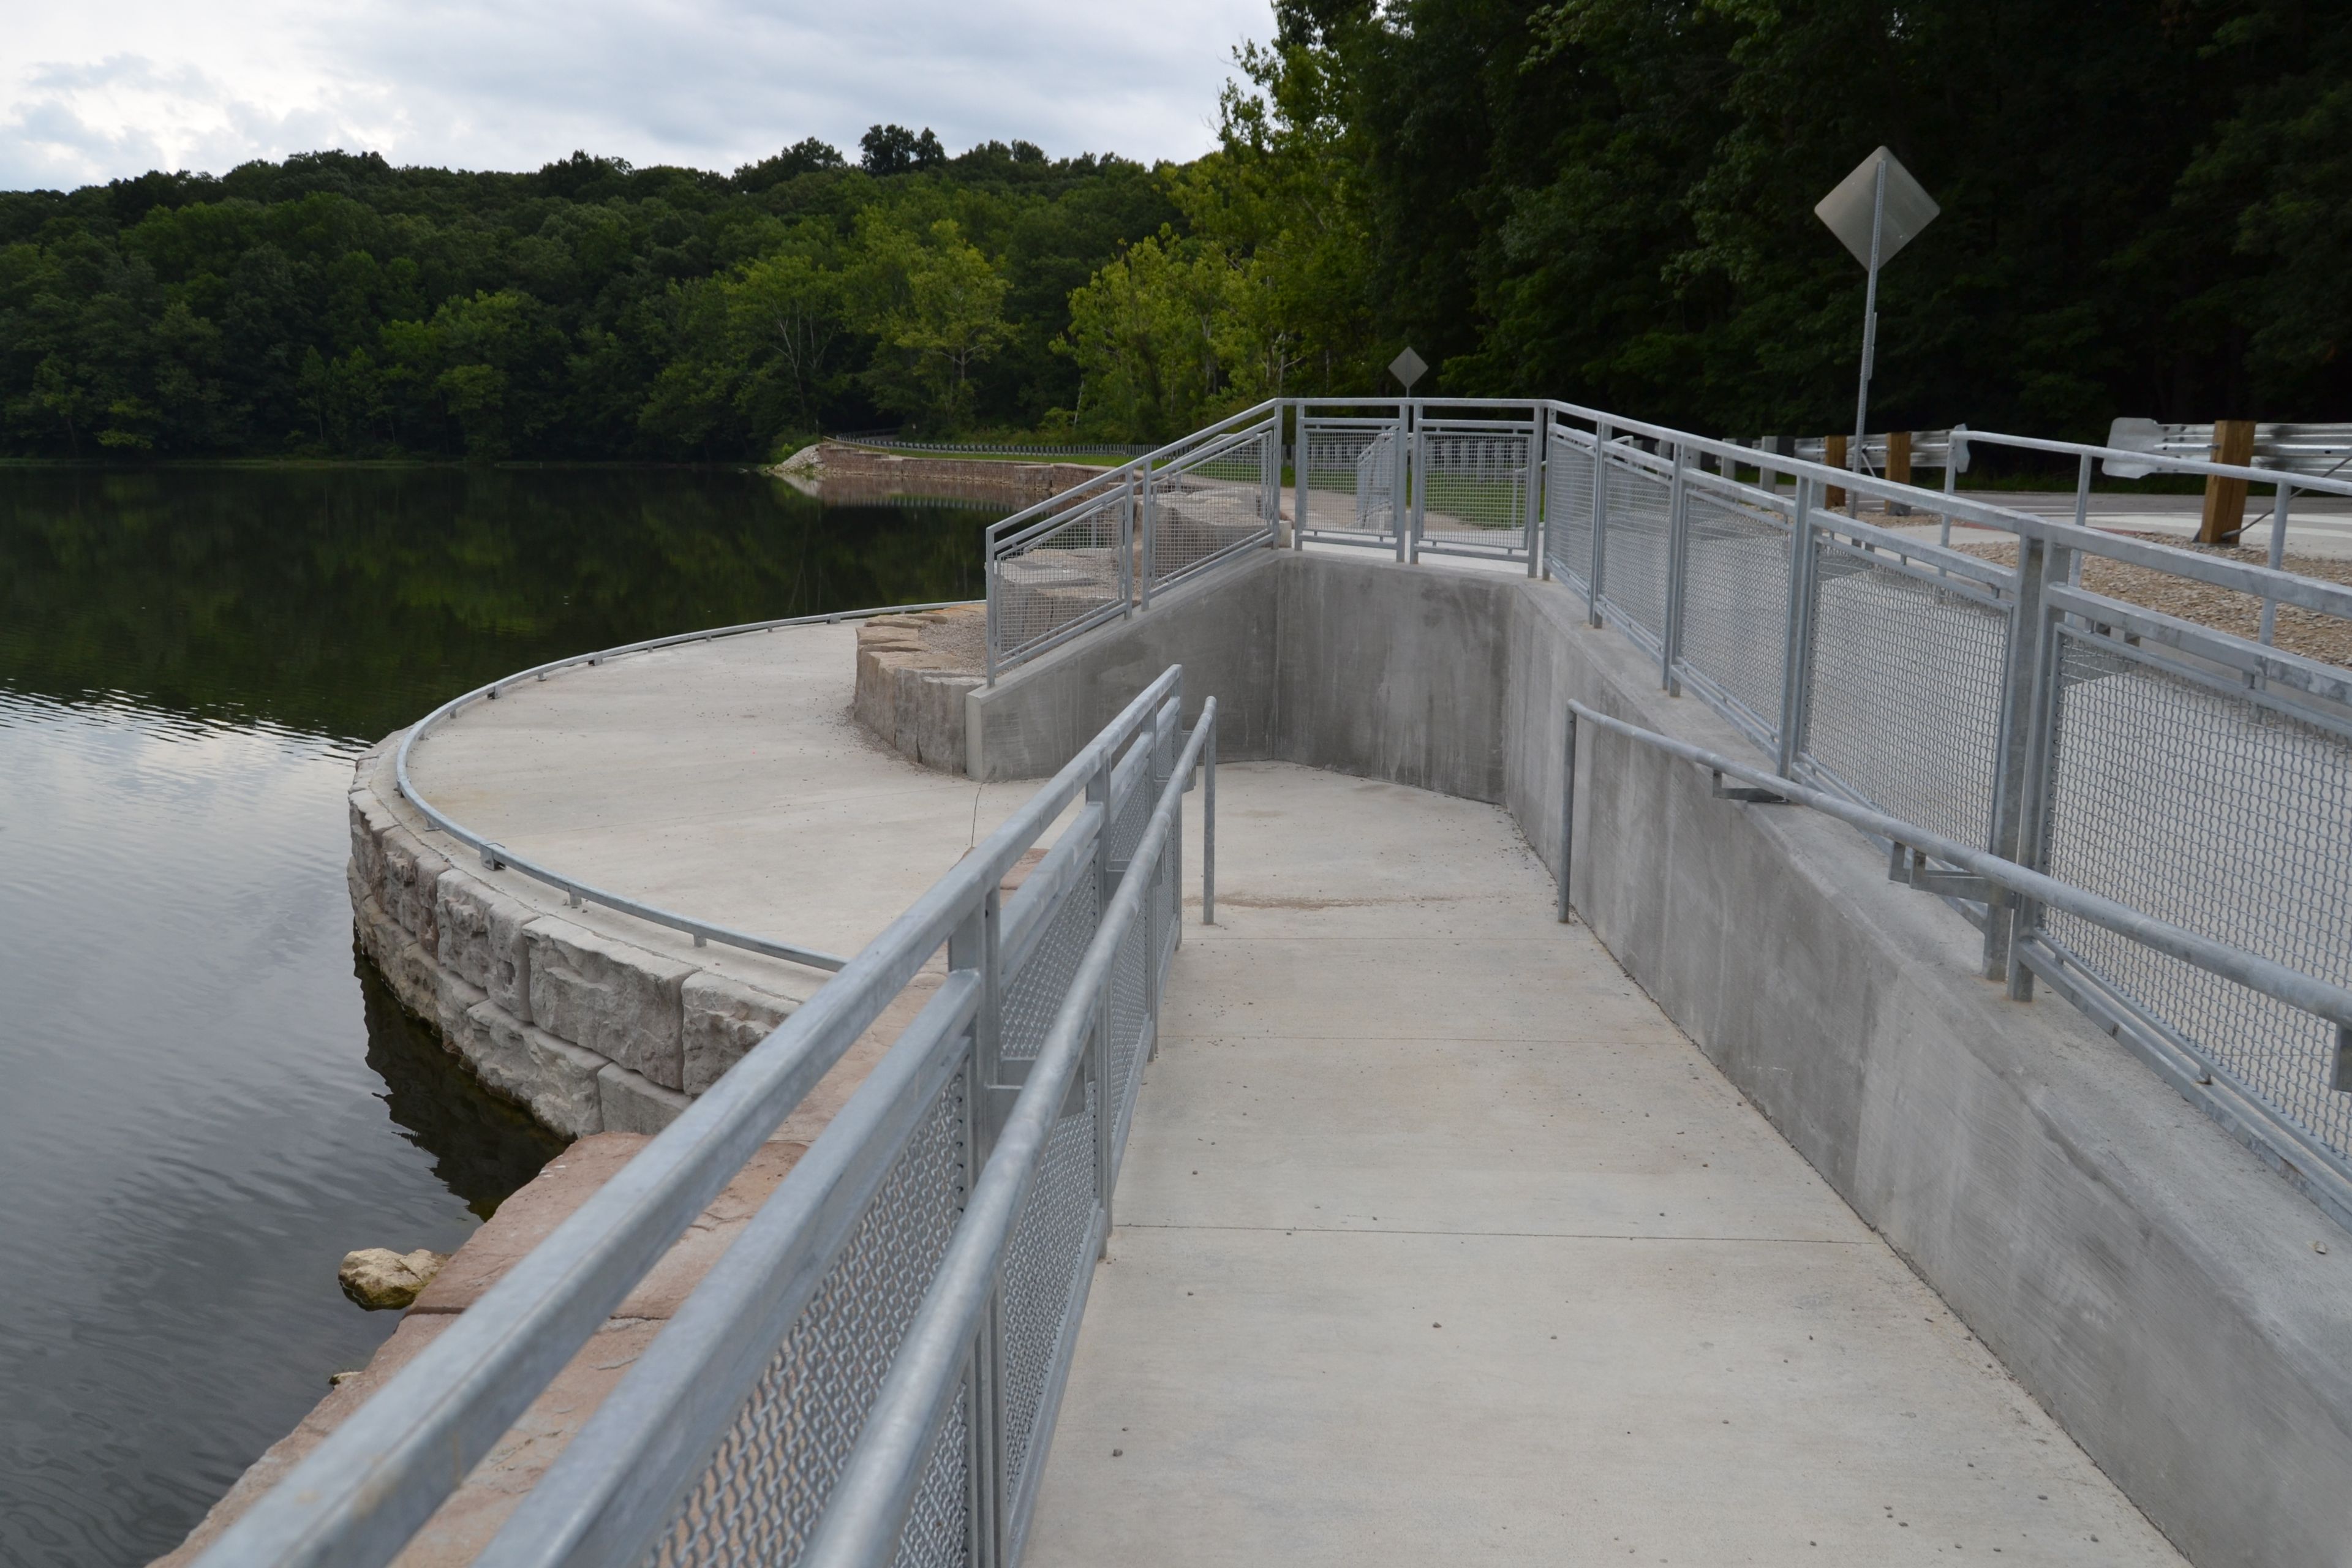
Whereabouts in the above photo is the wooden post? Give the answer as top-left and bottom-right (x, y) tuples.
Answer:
(2199, 419), (2256, 544)
(1825, 432), (1848, 510)
(1888, 429), (1913, 486)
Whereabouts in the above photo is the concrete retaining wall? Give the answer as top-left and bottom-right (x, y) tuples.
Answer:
(973, 545), (2352, 1568)
(347, 745), (823, 1140)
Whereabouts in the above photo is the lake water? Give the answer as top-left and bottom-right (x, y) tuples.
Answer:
(0, 466), (1000, 1567)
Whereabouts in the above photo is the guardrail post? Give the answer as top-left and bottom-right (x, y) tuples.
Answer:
(1662, 441), (1691, 695)
(1556, 709), (1578, 923)
(1292, 403), (1309, 551)
(1407, 399), (1427, 566)
(1775, 478), (1819, 777)
(1527, 405), (1549, 578)
(1997, 536), (2072, 999)
(2200, 418), (2257, 543)
(1588, 420), (1611, 627)
(1139, 458), (1158, 610)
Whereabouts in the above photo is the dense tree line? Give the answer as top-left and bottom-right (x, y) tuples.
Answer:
(0, 132), (1173, 458)
(1096, 0), (2352, 442)
(5, 1), (2348, 459)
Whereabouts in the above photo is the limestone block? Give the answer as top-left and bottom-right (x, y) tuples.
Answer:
(460, 1000), (540, 1106)
(349, 790), (394, 895)
(599, 1063), (692, 1135)
(434, 968), (486, 1052)
(353, 892), (402, 971)
(379, 825), (450, 957)
(525, 1030), (609, 1137)
(379, 938), (439, 1023)
(435, 870), (534, 1022)
(680, 970), (802, 1095)
(524, 916), (693, 1091)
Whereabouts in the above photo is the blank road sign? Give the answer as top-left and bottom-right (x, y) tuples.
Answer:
(1815, 148), (1939, 267)
(1389, 347), (1428, 391)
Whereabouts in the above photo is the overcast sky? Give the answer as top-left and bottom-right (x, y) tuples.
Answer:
(1, 0), (1275, 192)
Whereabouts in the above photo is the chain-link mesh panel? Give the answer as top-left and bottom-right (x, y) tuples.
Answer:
(1002, 876), (1101, 1064)
(1417, 428), (1531, 556)
(2039, 633), (2352, 1163)
(1675, 486), (1791, 739)
(1108, 908), (1150, 1123)
(646, 1068), (970, 1568)
(997, 1090), (1099, 1502)
(889, 1383), (970, 1568)
(1598, 452), (1673, 648)
(1545, 441), (1596, 588)
(992, 486), (1129, 666)
(1156, 821), (1180, 975)
(1147, 430), (1274, 593)
(1799, 546), (2009, 848)
(1108, 761), (1153, 869)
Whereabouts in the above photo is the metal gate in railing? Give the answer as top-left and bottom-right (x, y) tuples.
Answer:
(1292, 401), (1409, 556)
(1409, 404), (1542, 566)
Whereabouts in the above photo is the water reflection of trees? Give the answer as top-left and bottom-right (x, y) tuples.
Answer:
(0, 467), (994, 741)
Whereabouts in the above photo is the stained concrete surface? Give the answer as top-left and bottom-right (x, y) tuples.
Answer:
(1026, 762), (2181, 1566)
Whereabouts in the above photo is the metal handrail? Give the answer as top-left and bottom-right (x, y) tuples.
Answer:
(194, 656), (1193, 1568)
(801, 699), (1218, 1568)
(1563, 701), (2352, 1039)
(981, 399), (1281, 554)
(392, 600), (981, 974)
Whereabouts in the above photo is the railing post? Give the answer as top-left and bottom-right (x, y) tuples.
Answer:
(1774, 477), (1818, 778)
(1662, 441), (1691, 695)
(1292, 403), (1309, 551)
(1938, 426), (1963, 549)
(1588, 420), (1611, 627)
(1527, 405), (1549, 578)
(1203, 712), (1217, 927)
(1997, 535), (2072, 1000)
(2261, 480), (2293, 645)
(946, 883), (1005, 1566)
(1407, 399), (1427, 565)
(1261, 415), (1280, 538)
(1556, 708), (1577, 923)
(1120, 469), (1136, 619)
(984, 548), (1000, 685)
(1139, 458), (1157, 611)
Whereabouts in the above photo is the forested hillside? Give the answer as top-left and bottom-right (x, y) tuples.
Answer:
(5, 0), (2347, 460)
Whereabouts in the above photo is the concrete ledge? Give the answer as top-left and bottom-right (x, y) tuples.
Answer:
(973, 545), (2352, 1567)
(345, 743), (821, 1140)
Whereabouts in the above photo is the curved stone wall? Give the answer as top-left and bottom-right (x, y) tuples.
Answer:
(347, 739), (826, 1140)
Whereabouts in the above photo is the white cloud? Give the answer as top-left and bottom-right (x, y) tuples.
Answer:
(0, 0), (1271, 190)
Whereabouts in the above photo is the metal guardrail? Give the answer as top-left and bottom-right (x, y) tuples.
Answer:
(983, 401), (1283, 680)
(2105, 419), (2352, 482)
(978, 394), (2352, 1227)
(393, 601), (984, 974)
(197, 660), (1215, 1568)
(1561, 702), (2352, 1221)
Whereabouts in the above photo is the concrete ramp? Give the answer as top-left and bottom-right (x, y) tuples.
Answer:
(1027, 762), (2179, 1564)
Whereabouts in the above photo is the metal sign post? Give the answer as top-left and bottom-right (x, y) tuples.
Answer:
(1816, 148), (1938, 510)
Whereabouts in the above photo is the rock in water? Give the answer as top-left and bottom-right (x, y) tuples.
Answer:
(339, 1247), (451, 1310)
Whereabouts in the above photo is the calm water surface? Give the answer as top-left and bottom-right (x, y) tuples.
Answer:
(0, 466), (998, 1567)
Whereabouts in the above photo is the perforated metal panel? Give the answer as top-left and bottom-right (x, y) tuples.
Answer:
(1798, 545), (2008, 848)
(644, 1069), (970, 1568)
(1002, 877), (1101, 1063)
(2039, 633), (2352, 1159)
(997, 1095), (1099, 1500)
(1598, 452), (1673, 649)
(889, 1384), (970, 1568)
(1674, 485), (1791, 741)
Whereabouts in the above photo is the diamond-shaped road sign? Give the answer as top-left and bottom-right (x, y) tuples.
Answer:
(1389, 347), (1428, 392)
(1815, 148), (1939, 268)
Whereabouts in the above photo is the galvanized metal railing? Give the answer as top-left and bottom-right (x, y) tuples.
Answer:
(979, 394), (2352, 1227)
(983, 402), (1284, 679)
(196, 661), (1215, 1568)
(394, 601), (984, 974)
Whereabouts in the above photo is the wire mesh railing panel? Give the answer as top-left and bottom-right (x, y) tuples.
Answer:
(1674, 486), (1791, 739)
(1001, 875), (1101, 1065)
(1598, 453), (1673, 647)
(1147, 428), (1275, 594)
(644, 1067), (970, 1568)
(1298, 423), (1399, 543)
(1545, 439), (1596, 588)
(1799, 547), (2010, 849)
(888, 1383), (970, 1568)
(1418, 429), (1531, 554)
(991, 488), (1128, 666)
(2038, 634), (2352, 1164)
(997, 1088), (1100, 1504)
(1108, 907), (1150, 1125)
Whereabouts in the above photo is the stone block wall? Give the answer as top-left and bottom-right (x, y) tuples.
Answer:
(347, 743), (816, 1140)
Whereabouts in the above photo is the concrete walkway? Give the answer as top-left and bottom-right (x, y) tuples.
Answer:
(1027, 762), (2182, 1566)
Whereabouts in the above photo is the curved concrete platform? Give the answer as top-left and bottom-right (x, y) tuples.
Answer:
(323, 614), (2182, 1565)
